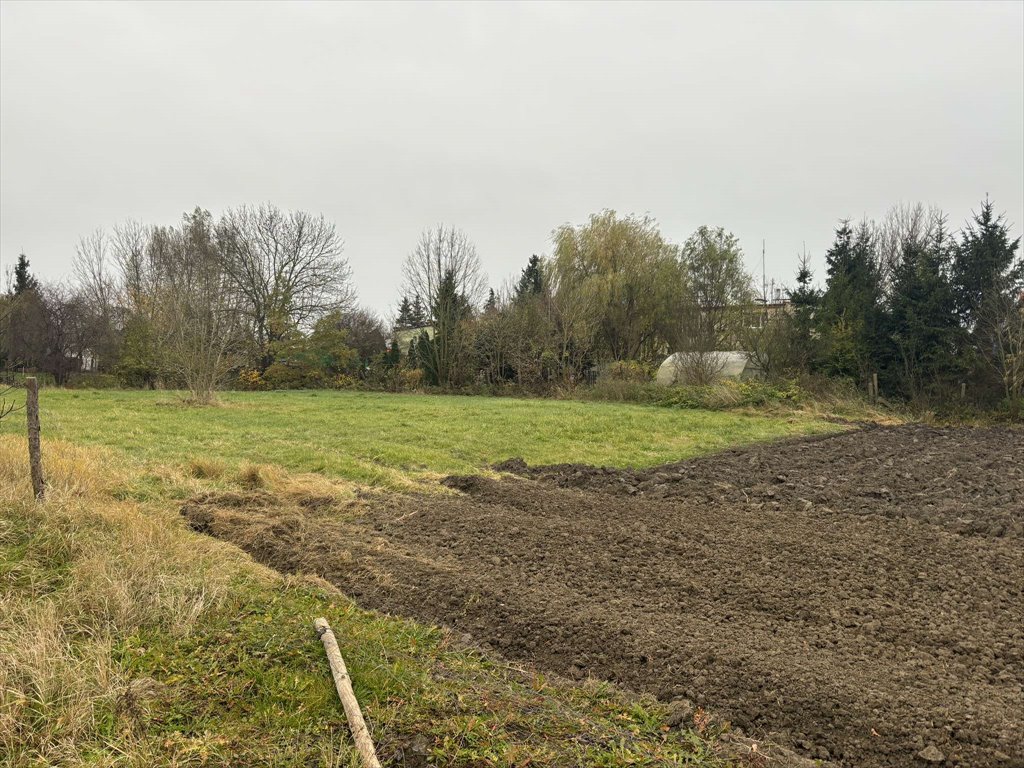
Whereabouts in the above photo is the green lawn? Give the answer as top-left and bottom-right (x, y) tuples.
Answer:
(26, 389), (841, 487)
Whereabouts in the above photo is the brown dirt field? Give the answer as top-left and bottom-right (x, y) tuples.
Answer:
(183, 424), (1024, 767)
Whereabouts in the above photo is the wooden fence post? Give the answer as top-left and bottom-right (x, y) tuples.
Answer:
(872, 372), (879, 404)
(25, 377), (45, 500)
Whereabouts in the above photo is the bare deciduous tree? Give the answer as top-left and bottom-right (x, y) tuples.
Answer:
(220, 204), (354, 368)
(402, 225), (487, 312)
(72, 229), (119, 368)
(402, 225), (486, 387)
(984, 291), (1024, 405)
(111, 219), (157, 310)
(151, 210), (244, 403)
(872, 202), (946, 291)
(73, 230), (116, 313)
(335, 307), (387, 365)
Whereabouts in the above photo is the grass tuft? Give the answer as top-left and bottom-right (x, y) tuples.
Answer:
(188, 458), (228, 479)
(236, 463), (267, 489)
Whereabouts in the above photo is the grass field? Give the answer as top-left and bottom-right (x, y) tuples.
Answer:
(31, 389), (842, 488)
(1, 390), (844, 767)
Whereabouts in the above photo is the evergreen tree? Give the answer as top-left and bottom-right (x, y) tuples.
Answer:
(788, 252), (821, 371)
(886, 221), (963, 399)
(414, 271), (471, 386)
(818, 221), (883, 381)
(951, 197), (1022, 330)
(395, 295), (415, 329)
(395, 294), (432, 329)
(514, 255), (544, 300)
(484, 288), (498, 312)
(12, 253), (39, 296)
(411, 294), (427, 326)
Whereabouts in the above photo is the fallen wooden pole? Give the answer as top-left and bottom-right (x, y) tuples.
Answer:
(25, 377), (45, 500)
(314, 617), (382, 768)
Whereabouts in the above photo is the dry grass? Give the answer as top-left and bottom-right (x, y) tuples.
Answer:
(187, 457), (228, 479)
(0, 436), (240, 765)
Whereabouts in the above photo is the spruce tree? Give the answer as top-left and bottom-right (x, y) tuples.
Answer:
(951, 197), (1022, 331)
(514, 255), (544, 299)
(819, 221), (882, 380)
(395, 295), (414, 329)
(887, 221), (963, 399)
(788, 252), (821, 371)
(411, 294), (427, 326)
(12, 253), (39, 296)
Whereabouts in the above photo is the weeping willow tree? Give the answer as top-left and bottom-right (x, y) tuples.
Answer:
(550, 210), (683, 364)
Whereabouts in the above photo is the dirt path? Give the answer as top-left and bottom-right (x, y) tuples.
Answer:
(185, 425), (1024, 767)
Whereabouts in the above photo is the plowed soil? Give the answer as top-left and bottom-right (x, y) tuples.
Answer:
(184, 424), (1024, 767)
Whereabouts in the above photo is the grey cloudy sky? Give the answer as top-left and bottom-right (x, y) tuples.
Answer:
(2, 0), (1022, 314)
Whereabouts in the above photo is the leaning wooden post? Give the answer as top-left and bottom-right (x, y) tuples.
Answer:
(314, 617), (382, 768)
(872, 372), (879, 404)
(25, 377), (45, 500)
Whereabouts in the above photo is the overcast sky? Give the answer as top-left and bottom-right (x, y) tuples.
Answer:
(2, 1), (1022, 314)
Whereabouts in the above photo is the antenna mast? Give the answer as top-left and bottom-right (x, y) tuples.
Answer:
(761, 239), (767, 304)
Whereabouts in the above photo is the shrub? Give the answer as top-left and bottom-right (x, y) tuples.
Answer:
(235, 368), (264, 391)
(399, 368), (425, 391)
(260, 363), (307, 390)
(658, 379), (805, 410)
(64, 372), (120, 390)
(331, 373), (358, 389)
(605, 360), (654, 382)
(0, 371), (57, 388)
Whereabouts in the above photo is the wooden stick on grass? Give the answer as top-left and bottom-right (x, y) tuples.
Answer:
(25, 377), (45, 500)
(314, 617), (382, 768)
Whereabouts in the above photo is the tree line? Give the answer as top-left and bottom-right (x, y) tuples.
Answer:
(1, 198), (1020, 410)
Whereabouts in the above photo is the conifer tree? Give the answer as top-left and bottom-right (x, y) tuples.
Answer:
(887, 220), (963, 399)
(395, 295), (415, 329)
(819, 221), (882, 380)
(951, 197), (1022, 331)
(12, 253), (39, 296)
(411, 294), (427, 326)
(515, 254), (544, 299)
(788, 252), (821, 371)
